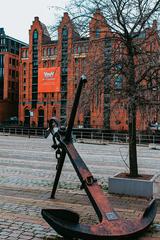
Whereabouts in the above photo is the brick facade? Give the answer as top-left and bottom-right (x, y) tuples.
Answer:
(18, 12), (160, 131)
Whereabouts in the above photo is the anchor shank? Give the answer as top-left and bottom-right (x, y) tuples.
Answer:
(63, 141), (114, 221)
(65, 75), (87, 142)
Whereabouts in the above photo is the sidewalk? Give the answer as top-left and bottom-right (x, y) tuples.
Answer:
(0, 135), (159, 239)
(0, 187), (159, 239)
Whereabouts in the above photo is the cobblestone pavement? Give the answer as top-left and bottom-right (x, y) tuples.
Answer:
(0, 135), (159, 239)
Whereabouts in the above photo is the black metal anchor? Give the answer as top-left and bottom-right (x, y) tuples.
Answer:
(42, 75), (157, 239)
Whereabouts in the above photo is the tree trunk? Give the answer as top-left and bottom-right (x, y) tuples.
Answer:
(128, 100), (138, 177)
(127, 40), (139, 177)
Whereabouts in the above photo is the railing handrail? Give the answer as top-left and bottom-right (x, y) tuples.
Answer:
(0, 126), (159, 145)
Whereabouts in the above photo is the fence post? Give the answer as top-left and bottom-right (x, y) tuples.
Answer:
(113, 134), (115, 142)
(91, 132), (93, 139)
(28, 129), (30, 138)
(153, 135), (155, 144)
(81, 131), (83, 139)
(139, 134), (141, 144)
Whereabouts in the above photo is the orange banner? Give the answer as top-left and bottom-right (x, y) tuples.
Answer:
(38, 67), (61, 92)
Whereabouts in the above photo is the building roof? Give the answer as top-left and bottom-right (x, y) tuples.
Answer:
(40, 22), (50, 38)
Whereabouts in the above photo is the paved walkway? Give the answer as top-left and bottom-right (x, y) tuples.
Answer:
(0, 135), (159, 239)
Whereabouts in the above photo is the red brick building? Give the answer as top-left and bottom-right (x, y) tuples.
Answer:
(18, 12), (160, 131)
(0, 28), (28, 124)
(19, 14), (89, 128)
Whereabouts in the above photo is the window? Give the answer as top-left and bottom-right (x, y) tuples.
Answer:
(11, 82), (15, 89)
(43, 61), (48, 67)
(114, 63), (123, 89)
(33, 46), (38, 51)
(81, 45), (85, 53)
(115, 75), (123, 89)
(115, 63), (122, 71)
(23, 62), (26, 70)
(50, 48), (54, 55)
(33, 53), (38, 58)
(95, 28), (100, 38)
(16, 71), (18, 77)
(22, 51), (26, 58)
(78, 46), (81, 54)
(62, 27), (68, 40)
(33, 61), (38, 66)
(74, 46), (77, 54)
(33, 30), (38, 42)
(25, 50), (28, 58)
(47, 48), (51, 56)
(54, 48), (57, 54)
(12, 59), (15, 66)
(51, 60), (55, 66)
(12, 70), (15, 78)
(32, 85), (37, 92)
(32, 93), (37, 99)
(52, 108), (56, 116)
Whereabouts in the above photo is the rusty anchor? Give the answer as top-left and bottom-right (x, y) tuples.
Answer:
(41, 75), (157, 239)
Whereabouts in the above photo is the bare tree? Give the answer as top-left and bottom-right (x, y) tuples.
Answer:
(58, 0), (160, 177)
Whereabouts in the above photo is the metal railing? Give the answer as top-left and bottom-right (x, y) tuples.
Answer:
(0, 126), (159, 145)
(0, 127), (45, 138)
(73, 130), (160, 145)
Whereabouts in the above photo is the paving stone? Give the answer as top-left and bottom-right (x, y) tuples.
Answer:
(0, 136), (158, 239)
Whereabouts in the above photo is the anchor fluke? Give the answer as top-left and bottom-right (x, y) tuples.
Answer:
(41, 198), (156, 239)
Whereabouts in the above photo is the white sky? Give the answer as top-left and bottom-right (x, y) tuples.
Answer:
(0, 0), (69, 43)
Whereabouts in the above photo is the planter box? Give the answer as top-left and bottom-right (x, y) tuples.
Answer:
(108, 173), (155, 198)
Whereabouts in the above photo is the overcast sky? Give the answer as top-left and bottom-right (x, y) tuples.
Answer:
(0, 0), (69, 43)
